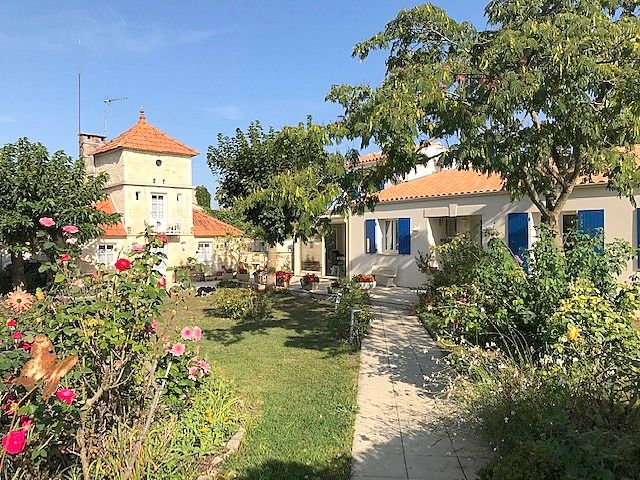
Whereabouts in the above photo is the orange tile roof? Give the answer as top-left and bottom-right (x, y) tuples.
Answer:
(358, 151), (384, 166)
(93, 109), (198, 157)
(193, 209), (243, 237)
(377, 169), (504, 202)
(95, 198), (127, 237)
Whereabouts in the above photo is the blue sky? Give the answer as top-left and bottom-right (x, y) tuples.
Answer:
(0, 1), (486, 202)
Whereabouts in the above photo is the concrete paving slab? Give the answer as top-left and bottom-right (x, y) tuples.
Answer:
(351, 305), (487, 480)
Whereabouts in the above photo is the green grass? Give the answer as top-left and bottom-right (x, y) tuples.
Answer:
(165, 293), (359, 480)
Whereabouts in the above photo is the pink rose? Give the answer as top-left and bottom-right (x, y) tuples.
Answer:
(157, 277), (167, 288)
(158, 234), (168, 245)
(55, 388), (76, 405)
(187, 366), (199, 380)
(38, 217), (55, 227)
(169, 343), (185, 356)
(6, 319), (16, 327)
(191, 326), (202, 342)
(12, 332), (22, 340)
(149, 320), (158, 333)
(2, 429), (26, 455)
(131, 244), (144, 253)
(181, 327), (193, 341)
(62, 225), (79, 235)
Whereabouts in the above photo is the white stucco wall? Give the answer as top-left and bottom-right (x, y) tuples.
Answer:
(348, 185), (640, 288)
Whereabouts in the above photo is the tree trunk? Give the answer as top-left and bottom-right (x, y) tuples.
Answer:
(10, 252), (25, 289)
(266, 246), (277, 291)
(540, 206), (563, 246)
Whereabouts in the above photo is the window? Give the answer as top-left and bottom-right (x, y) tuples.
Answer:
(135, 191), (140, 200)
(97, 244), (116, 265)
(445, 217), (458, 238)
(381, 219), (399, 253)
(151, 194), (166, 230)
(197, 242), (212, 264)
(562, 213), (577, 236)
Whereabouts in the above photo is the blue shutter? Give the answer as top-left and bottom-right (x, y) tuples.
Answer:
(578, 209), (604, 252)
(577, 209), (604, 237)
(398, 218), (411, 255)
(637, 209), (640, 268)
(365, 219), (376, 254)
(378, 180), (386, 191)
(507, 213), (528, 258)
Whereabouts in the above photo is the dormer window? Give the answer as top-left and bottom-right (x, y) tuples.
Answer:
(155, 159), (162, 167)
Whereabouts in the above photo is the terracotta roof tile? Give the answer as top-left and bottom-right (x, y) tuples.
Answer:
(93, 109), (197, 157)
(193, 209), (243, 237)
(377, 169), (504, 202)
(95, 198), (127, 237)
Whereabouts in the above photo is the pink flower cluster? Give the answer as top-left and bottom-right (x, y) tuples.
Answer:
(180, 326), (202, 342)
(188, 357), (211, 380)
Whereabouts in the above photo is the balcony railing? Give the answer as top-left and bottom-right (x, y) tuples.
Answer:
(151, 221), (183, 235)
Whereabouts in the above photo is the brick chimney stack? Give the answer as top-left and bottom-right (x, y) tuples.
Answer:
(79, 133), (106, 176)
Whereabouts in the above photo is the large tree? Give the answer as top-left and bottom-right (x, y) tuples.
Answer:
(328, 1), (640, 235)
(208, 119), (345, 287)
(0, 138), (119, 286)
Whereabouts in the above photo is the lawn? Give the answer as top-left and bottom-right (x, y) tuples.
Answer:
(164, 293), (359, 480)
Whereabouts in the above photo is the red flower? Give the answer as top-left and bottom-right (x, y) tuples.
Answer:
(20, 342), (32, 351)
(19, 416), (32, 432)
(12, 332), (22, 340)
(60, 253), (70, 262)
(2, 430), (26, 455)
(157, 277), (167, 288)
(114, 258), (132, 271)
(158, 234), (168, 245)
(6, 319), (16, 328)
(55, 388), (76, 405)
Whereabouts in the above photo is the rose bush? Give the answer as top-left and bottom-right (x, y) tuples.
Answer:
(0, 224), (234, 479)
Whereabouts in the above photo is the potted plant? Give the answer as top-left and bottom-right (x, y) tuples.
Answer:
(253, 268), (267, 285)
(300, 273), (320, 291)
(276, 271), (293, 288)
(327, 279), (341, 294)
(353, 274), (377, 290)
(221, 265), (234, 280)
(237, 264), (250, 282)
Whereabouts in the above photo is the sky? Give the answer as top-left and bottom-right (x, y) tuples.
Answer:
(0, 1), (487, 203)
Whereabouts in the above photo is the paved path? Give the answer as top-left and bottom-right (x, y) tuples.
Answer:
(351, 305), (490, 480)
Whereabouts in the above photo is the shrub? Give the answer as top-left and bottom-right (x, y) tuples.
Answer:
(331, 279), (374, 347)
(0, 226), (219, 479)
(208, 288), (272, 321)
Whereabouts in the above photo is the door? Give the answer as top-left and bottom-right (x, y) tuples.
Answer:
(151, 194), (166, 231)
(507, 213), (529, 258)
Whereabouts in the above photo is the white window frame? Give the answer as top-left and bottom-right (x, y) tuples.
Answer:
(97, 243), (116, 265)
(197, 242), (213, 264)
(150, 193), (167, 230)
(380, 219), (399, 254)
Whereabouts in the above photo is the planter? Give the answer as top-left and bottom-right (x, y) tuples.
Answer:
(302, 282), (320, 291)
(237, 273), (250, 282)
(222, 272), (234, 280)
(276, 279), (290, 288)
(356, 281), (377, 290)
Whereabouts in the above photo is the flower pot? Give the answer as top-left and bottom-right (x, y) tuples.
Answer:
(222, 272), (233, 280)
(237, 273), (250, 282)
(357, 281), (376, 290)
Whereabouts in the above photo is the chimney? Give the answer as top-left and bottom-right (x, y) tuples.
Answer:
(79, 133), (106, 176)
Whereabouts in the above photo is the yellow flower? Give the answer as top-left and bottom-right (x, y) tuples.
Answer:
(201, 426), (210, 433)
(567, 325), (580, 341)
(6, 290), (33, 313)
(9, 402), (19, 414)
(35, 289), (45, 301)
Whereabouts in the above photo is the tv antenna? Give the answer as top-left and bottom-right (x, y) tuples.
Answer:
(103, 96), (128, 136)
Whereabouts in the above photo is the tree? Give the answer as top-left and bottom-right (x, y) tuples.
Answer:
(0, 138), (119, 286)
(328, 1), (640, 236)
(194, 185), (212, 209)
(208, 119), (345, 288)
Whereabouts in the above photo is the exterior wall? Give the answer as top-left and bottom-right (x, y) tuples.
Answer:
(93, 150), (124, 187)
(348, 186), (640, 288)
(122, 150), (193, 188)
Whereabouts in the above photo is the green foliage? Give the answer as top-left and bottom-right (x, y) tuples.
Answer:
(208, 119), (346, 247)
(328, 2), (640, 226)
(0, 227), (219, 478)
(208, 288), (272, 321)
(0, 138), (119, 286)
(331, 279), (374, 348)
(194, 185), (211, 209)
(419, 227), (635, 345)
